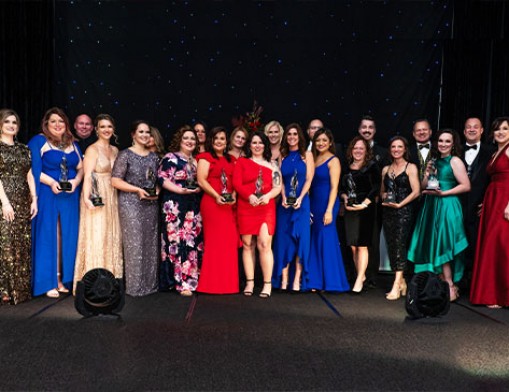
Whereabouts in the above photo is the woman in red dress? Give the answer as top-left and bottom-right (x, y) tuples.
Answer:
(470, 117), (509, 308)
(233, 131), (281, 298)
(196, 127), (239, 294)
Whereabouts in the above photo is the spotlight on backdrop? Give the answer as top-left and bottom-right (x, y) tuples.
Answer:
(405, 272), (450, 319)
(75, 268), (124, 317)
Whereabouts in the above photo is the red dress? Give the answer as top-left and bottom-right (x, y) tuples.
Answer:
(233, 157), (276, 235)
(196, 153), (239, 294)
(470, 145), (509, 306)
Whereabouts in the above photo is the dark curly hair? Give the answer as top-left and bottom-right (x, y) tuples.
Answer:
(245, 131), (271, 162)
(168, 125), (199, 155)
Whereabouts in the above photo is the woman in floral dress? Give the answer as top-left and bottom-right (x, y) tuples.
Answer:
(158, 126), (203, 296)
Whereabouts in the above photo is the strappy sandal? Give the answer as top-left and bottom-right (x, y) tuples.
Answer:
(46, 289), (60, 298)
(259, 281), (272, 299)
(1, 292), (10, 304)
(243, 279), (254, 296)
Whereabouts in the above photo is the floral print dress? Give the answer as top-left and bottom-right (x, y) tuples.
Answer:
(158, 152), (203, 292)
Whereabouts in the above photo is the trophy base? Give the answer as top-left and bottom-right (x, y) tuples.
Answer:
(185, 184), (198, 191)
(384, 195), (396, 203)
(286, 197), (297, 206)
(58, 181), (72, 192)
(143, 187), (157, 197)
(255, 192), (264, 198)
(91, 197), (104, 207)
(221, 193), (234, 203)
(426, 182), (440, 190)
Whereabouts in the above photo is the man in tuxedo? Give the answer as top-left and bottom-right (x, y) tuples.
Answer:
(306, 119), (323, 151)
(409, 119), (433, 182)
(357, 116), (387, 289)
(461, 117), (495, 291)
(73, 113), (96, 153)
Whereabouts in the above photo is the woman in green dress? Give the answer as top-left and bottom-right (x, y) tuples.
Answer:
(407, 129), (470, 302)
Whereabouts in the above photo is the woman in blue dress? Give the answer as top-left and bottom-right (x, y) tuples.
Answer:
(28, 107), (83, 298)
(273, 123), (314, 292)
(307, 128), (349, 292)
(407, 129), (470, 301)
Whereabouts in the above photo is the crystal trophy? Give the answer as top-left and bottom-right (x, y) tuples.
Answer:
(346, 173), (357, 206)
(184, 160), (198, 190)
(254, 168), (264, 198)
(384, 172), (396, 203)
(426, 158), (440, 190)
(286, 169), (299, 206)
(220, 169), (234, 202)
(90, 172), (104, 206)
(58, 155), (72, 192)
(143, 167), (157, 197)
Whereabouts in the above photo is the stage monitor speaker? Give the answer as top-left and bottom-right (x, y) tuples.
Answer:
(75, 268), (125, 317)
(405, 272), (450, 319)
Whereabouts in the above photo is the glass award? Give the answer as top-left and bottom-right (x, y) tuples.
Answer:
(143, 167), (157, 197)
(384, 172), (396, 203)
(254, 168), (264, 198)
(220, 169), (233, 202)
(58, 155), (72, 192)
(346, 173), (357, 206)
(426, 158), (440, 190)
(286, 169), (298, 206)
(90, 172), (104, 206)
(184, 160), (198, 190)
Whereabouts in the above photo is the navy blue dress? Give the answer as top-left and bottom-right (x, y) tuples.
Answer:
(28, 135), (82, 296)
(272, 151), (311, 289)
(307, 156), (349, 292)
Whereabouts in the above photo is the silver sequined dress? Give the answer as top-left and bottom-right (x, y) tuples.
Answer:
(112, 149), (159, 296)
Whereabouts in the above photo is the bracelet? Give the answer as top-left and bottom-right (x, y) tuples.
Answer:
(361, 203), (368, 208)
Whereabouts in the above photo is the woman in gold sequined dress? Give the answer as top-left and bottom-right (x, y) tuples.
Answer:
(0, 109), (38, 304)
(73, 114), (123, 292)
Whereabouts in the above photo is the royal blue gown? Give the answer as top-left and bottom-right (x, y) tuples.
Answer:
(307, 156), (349, 292)
(28, 134), (82, 296)
(272, 151), (310, 289)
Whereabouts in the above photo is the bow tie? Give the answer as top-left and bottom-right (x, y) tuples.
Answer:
(418, 143), (430, 150)
(465, 144), (478, 151)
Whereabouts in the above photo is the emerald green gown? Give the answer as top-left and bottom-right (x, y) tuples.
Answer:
(407, 156), (467, 282)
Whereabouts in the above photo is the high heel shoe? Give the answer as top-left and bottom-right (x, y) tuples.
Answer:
(259, 281), (272, 298)
(243, 279), (254, 297)
(291, 281), (300, 293)
(386, 281), (407, 301)
(449, 284), (459, 302)
(280, 280), (288, 292)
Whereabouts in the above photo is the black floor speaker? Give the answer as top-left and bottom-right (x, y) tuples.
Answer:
(75, 268), (125, 317)
(405, 272), (450, 319)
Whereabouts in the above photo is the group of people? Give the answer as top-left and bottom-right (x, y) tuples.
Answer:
(0, 107), (508, 310)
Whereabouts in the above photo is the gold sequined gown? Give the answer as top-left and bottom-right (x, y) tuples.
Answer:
(0, 141), (32, 305)
(73, 146), (123, 291)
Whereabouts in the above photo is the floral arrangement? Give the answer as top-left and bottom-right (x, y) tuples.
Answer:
(244, 100), (263, 133)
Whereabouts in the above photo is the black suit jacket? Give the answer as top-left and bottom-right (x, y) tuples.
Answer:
(462, 143), (496, 224)
(371, 143), (390, 170)
(409, 143), (433, 182)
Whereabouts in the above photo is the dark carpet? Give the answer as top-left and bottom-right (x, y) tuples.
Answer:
(1, 275), (508, 391)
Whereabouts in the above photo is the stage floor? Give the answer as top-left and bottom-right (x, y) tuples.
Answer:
(1, 275), (508, 391)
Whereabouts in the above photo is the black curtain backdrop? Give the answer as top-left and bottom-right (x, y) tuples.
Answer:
(52, 1), (451, 147)
(1, 1), (507, 146)
(0, 0), (53, 143)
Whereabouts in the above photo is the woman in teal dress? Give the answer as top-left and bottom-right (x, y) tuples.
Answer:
(272, 123), (314, 292)
(407, 129), (470, 301)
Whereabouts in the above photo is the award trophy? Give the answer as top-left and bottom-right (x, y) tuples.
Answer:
(184, 160), (198, 190)
(220, 169), (234, 202)
(254, 168), (264, 198)
(143, 167), (157, 197)
(90, 172), (104, 207)
(286, 169), (299, 206)
(58, 156), (72, 192)
(346, 173), (357, 206)
(426, 158), (440, 190)
(384, 172), (397, 203)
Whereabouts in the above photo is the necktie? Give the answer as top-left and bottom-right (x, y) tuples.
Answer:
(465, 144), (478, 151)
(418, 143), (430, 150)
